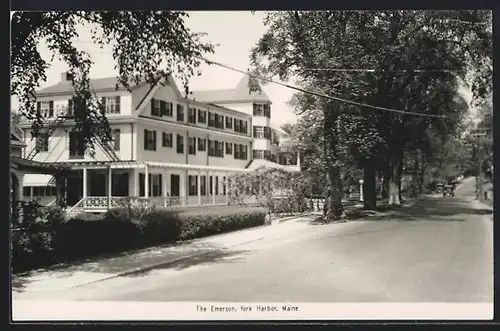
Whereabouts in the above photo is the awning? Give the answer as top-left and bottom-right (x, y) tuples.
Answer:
(23, 174), (56, 187)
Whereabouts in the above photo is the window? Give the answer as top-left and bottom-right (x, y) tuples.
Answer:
(215, 114), (224, 129)
(69, 131), (85, 158)
(198, 109), (207, 124)
(225, 142), (233, 154)
(222, 176), (227, 195)
(215, 176), (219, 195)
(253, 103), (271, 118)
(234, 119), (248, 134)
(161, 101), (173, 117)
(253, 126), (264, 138)
(177, 104), (185, 122)
(208, 139), (215, 157)
(150, 174), (162, 197)
(253, 150), (265, 160)
(198, 137), (207, 151)
(208, 112), (215, 127)
(188, 175), (198, 196)
(188, 108), (196, 124)
(139, 173), (163, 197)
(209, 176), (213, 195)
(200, 176), (207, 195)
(144, 129), (157, 151)
(36, 132), (49, 152)
(188, 137), (196, 155)
(102, 96), (121, 114)
(215, 141), (224, 157)
(162, 132), (173, 148)
(151, 99), (161, 116)
(225, 116), (233, 129)
(234, 144), (248, 160)
(176, 134), (184, 154)
(113, 129), (120, 151)
(37, 101), (54, 118)
(23, 187), (30, 197)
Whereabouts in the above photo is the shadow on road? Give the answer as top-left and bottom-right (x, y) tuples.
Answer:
(130, 248), (251, 277)
(346, 196), (492, 222)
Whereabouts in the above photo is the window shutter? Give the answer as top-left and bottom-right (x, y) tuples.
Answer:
(151, 98), (155, 115)
(153, 131), (157, 150)
(68, 99), (73, 115)
(144, 130), (148, 150)
(115, 96), (121, 113)
(139, 173), (145, 196)
(49, 101), (54, 117)
(36, 102), (41, 113)
(158, 174), (163, 197)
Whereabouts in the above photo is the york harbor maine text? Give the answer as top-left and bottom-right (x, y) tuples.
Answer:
(10, 10), (493, 320)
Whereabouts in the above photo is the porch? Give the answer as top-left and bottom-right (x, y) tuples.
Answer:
(60, 160), (250, 215)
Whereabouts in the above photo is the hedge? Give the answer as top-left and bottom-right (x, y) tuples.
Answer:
(11, 203), (267, 273)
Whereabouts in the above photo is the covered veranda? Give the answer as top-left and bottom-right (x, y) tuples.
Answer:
(54, 160), (252, 215)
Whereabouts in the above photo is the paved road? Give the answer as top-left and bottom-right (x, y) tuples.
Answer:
(15, 177), (493, 303)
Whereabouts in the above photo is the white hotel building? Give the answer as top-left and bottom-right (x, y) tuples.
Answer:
(16, 72), (299, 213)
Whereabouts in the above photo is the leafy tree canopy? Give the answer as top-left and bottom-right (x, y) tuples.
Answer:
(11, 11), (215, 153)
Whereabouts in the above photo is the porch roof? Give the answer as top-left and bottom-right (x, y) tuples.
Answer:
(10, 156), (71, 173)
(51, 160), (141, 169)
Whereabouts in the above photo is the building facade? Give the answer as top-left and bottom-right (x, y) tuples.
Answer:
(17, 72), (298, 214)
(190, 75), (291, 164)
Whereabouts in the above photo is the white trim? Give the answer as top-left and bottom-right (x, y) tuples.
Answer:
(135, 82), (163, 117)
(137, 116), (253, 140)
(145, 161), (247, 173)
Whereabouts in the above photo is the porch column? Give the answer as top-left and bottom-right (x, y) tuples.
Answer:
(163, 171), (168, 207)
(225, 174), (229, 205)
(212, 172), (216, 204)
(30, 187), (33, 201)
(82, 168), (87, 199)
(297, 151), (301, 169)
(107, 166), (112, 209)
(132, 168), (138, 197)
(359, 179), (364, 202)
(144, 164), (149, 198)
(197, 170), (202, 205)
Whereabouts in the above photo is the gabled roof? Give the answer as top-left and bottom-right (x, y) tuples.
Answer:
(246, 159), (299, 172)
(36, 77), (145, 96)
(190, 74), (271, 104)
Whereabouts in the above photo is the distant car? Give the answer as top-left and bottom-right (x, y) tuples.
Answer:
(443, 184), (455, 197)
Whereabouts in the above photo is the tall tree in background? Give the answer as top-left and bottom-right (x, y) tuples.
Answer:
(251, 10), (492, 214)
(11, 11), (214, 154)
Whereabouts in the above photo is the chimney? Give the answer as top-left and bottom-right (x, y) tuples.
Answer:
(61, 71), (73, 82)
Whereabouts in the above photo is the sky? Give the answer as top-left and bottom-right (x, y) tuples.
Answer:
(11, 11), (476, 124)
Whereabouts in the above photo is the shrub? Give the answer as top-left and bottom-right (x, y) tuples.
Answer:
(179, 207), (267, 241)
(136, 208), (182, 245)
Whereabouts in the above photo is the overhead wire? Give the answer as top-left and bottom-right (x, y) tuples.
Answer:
(72, 38), (452, 119)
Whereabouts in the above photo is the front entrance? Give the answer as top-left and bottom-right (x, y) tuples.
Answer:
(171, 174), (180, 196)
(67, 172), (83, 205)
(112, 173), (129, 196)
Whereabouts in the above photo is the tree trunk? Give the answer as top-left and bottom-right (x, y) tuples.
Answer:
(388, 160), (401, 206)
(382, 163), (390, 199)
(363, 160), (377, 210)
(397, 159), (403, 202)
(325, 165), (344, 221)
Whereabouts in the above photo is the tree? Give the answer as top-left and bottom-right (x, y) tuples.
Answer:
(11, 11), (214, 155)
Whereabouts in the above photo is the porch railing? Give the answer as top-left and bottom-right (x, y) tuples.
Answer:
(72, 195), (230, 211)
